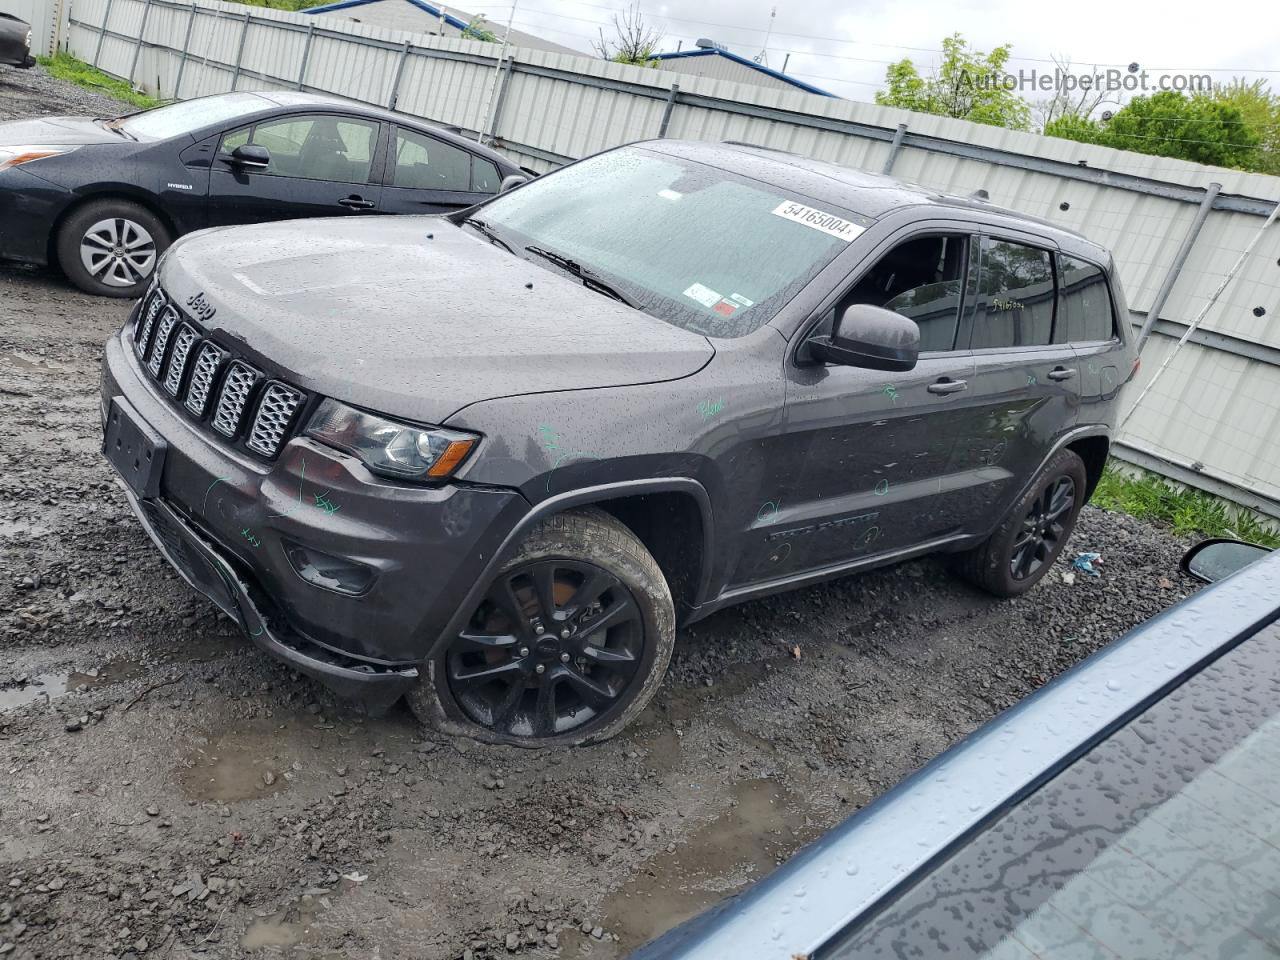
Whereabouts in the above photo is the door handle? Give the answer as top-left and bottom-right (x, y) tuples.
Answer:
(1047, 367), (1077, 381)
(927, 378), (968, 395)
(337, 196), (376, 209)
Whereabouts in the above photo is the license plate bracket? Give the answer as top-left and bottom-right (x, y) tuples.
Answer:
(103, 396), (167, 499)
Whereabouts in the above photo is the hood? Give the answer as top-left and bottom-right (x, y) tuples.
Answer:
(0, 116), (128, 147)
(158, 217), (715, 422)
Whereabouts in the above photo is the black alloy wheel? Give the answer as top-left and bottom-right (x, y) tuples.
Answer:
(1010, 475), (1076, 581)
(445, 558), (648, 739)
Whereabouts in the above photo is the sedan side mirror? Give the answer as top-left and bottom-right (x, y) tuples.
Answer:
(229, 144), (270, 170)
(499, 173), (529, 193)
(810, 304), (920, 371)
(1181, 538), (1272, 583)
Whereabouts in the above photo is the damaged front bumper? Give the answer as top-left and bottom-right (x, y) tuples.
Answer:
(121, 488), (418, 714)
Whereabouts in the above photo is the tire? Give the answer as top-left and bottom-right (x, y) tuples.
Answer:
(56, 198), (171, 298)
(953, 448), (1088, 598)
(407, 508), (675, 748)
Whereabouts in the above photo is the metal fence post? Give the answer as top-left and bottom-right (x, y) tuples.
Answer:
(484, 55), (515, 141)
(173, 1), (198, 100)
(296, 20), (315, 91)
(229, 9), (250, 91)
(881, 123), (907, 175)
(387, 38), (411, 110)
(127, 0), (153, 86)
(92, 0), (115, 68)
(1137, 181), (1222, 348)
(658, 82), (679, 137)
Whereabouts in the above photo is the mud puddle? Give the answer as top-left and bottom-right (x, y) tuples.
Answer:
(177, 721), (307, 803)
(0, 348), (69, 374)
(565, 777), (822, 957)
(0, 659), (144, 711)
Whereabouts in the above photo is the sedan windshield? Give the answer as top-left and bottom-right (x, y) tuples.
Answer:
(114, 93), (271, 141)
(473, 146), (870, 338)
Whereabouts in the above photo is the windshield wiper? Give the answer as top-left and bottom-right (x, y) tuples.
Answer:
(460, 217), (513, 254)
(524, 245), (645, 310)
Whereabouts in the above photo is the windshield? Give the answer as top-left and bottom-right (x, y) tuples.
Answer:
(473, 147), (869, 338)
(115, 93), (271, 141)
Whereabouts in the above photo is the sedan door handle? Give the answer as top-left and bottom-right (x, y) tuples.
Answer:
(337, 196), (376, 209)
(927, 378), (968, 395)
(1047, 367), (1077, 381)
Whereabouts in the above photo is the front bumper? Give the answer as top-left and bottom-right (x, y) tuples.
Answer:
(101, 324), (530, 709)
(0, 165), (69, 265)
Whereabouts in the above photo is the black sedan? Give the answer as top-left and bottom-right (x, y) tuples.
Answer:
(0, 91), (527, 296)
(0, 12), (34, 68)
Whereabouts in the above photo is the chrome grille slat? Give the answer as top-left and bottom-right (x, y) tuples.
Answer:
(247, 382), (304, 457)
(212, 361), (259, 438)
(146, 307), (179, 377)
(163, 324), (199, 397)
(135, 291), (165, 359)
(184, 343), (225, 417)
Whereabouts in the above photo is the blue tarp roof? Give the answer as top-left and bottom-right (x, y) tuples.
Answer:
(651, 48), (837, 98)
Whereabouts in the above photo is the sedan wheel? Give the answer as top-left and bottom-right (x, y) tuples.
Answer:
(79, 217), (157, 289)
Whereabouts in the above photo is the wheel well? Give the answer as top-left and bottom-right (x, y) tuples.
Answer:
(591, 492), (706, 618)
(1067, 435), (1109, 501)
(47, 191), (178, 265)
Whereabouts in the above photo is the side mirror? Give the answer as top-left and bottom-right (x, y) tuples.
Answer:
(229, 144), (270, 170)
(809, 304), (919, 371)
(499, 173), (529, 193)
(1181, 538), (1272, 583)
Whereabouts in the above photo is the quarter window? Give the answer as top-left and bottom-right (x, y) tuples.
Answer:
(218, 115), (377, 184)
(971, 239), (1055, 349)
(391, 128), (473, 192)
(472, 156), (501, 194)
(1057, 255), (1116, 343)
(841, 234), (969, 352)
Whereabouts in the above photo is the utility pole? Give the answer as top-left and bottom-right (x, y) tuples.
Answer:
(477, 0), (518, 144)
(754, 6), (775, 66)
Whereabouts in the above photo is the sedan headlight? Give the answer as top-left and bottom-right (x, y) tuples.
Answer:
(0, 145), (80, 172)
(305, 399), (478, 481)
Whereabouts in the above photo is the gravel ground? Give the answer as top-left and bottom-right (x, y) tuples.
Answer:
(0, 65), (1199, 960)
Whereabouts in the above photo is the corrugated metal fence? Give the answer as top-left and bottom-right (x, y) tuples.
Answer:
(65, 0), (1280, 516)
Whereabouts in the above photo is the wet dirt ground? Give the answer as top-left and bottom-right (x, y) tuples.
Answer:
(1, 65), (1197, 960)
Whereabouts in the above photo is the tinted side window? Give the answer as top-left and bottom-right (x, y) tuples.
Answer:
(841, 234), (969, 352)
(392, 128), (473, 191)
(971, 239), (1055, 349)
(1057, 255), (1116, 343)
(472, 156), (501, 194)
(219, 115), (377, 183)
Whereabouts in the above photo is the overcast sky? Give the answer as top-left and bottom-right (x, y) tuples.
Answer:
(457, 0), (1279, 105)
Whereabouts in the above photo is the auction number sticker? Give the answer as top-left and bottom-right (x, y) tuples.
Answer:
(771, 201), (864, 242)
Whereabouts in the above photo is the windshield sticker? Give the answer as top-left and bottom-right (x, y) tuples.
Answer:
(729, 293), (755, 307)
(657, 188), (682, 201)
(683, 282), (723, 309)
(713, 300), (736, 317)
(771, 201), (864, 242)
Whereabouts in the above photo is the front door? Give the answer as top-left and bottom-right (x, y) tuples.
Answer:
(206, 113), (384, 227)
(378, 125), (499, 215)
(739, 232), (981, 586)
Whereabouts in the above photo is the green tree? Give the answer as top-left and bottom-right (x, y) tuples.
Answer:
(462, 14), (498, 43)
(591, 4), (662, 67)
(1104, 91), (1257, 167)
(1046, 90), (1259, 170)
(1203, 78), (1280, 175)
(876, 34), (1031, 130)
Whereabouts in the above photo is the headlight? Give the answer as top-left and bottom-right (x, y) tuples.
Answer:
(304, 399), (478, 482)
(0, 145), (79, 172)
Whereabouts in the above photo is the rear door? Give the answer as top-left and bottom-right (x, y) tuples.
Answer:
(377, 125), (501, 215)
(206, 113), (384, 227)
(1057, 253), (1127, 415)
(952, 234), (1081, 535)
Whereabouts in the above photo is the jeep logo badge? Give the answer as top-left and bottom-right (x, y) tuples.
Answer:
(186, 291), (216, 322)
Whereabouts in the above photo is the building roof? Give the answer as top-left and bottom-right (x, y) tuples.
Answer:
(301, 0), (580, 56)
(650, 47), (837, 98)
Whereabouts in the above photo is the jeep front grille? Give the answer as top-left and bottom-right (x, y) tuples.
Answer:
(162, 323), (198, 397)
(212, 361), (261, 438)
(247, 383), (304, 457)
(130, 289), (308, 460)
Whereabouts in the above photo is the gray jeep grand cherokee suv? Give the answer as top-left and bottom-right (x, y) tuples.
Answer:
(100, 140), (1136, 746)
